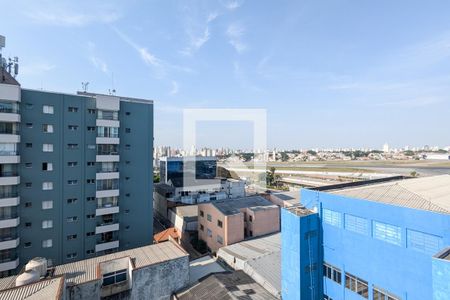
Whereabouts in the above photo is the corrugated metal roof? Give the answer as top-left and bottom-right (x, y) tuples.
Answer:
(211, 196), (277, 215)
(332, 175), (450, 214)
(217, 233), (280, 262)
(245, 252), (281, 298)
(0, 241), (188, 294)
(0, 276), (63, 300)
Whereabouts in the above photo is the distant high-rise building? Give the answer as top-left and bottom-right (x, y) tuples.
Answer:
(383, 143), (389, 153)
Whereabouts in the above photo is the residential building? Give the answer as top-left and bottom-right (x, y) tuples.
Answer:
(198, 196), (280, 253)
(0, 40), (154, 276)
(159, 156), (217, 185)
(282, 175), (450, 300)
(168, 205), (198, 239)
(0, 241), (189, 300)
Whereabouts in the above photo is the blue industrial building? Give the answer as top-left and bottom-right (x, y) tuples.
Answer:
(282, 175), (450, 300)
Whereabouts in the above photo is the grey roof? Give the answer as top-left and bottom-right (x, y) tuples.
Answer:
(217, 233), (280, 262)
(0, 242), (187, 291)
(0, 276), (64, 300)
(212, 196), (278, 215)
(174, 205), (199, 218)
(331, 175), (450, 214)
(176, 271), (277, 300)
(245, 252), (281, 298)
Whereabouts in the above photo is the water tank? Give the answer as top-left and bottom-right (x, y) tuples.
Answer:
(25, 257), (48, 277)
(15, 269), (40, 287)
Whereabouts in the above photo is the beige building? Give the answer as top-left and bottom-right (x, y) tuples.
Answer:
(197, 196), (280, 253)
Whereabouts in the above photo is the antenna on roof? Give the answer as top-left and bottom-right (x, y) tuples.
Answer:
(81, 82), (89, 92)
(109, 72), (116, 95)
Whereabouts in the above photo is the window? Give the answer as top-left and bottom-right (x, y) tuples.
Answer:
(249, 215), (253, 222)
(43, 105), (54, 114)
(125, 144), (131, 150)
(42, 182), (53, 190)
(87, 161), (95, 166)
(66, 253), (77, 259)
(67, 234), (77, 240)
(125, 128), (131, 133)
(68, 161), (78, 167)
(42, 162), (53, 171)
(42, 220), (53, 229)
(207, 228), (212, 237)
(217, 220), (223, 228)
(97, 126), (119, 138)
(323, 263), (342, 284)
(68, 180), (78, 185)
(43, 124), (53, 133)
(25, 202), (32, 207)
(24, 242), (32, 248)
(87, 197), (95, 201)
(67, 143), (78, 149)
(200, 210), (204, 217)
(42, 239), (53, 248)
(217, 235), (223, 244)
(67, 198), (77, 204)
(87, 126), (96, 131)
(102, 269), (127, 286)
(25, 163), (32, 168)
(345, 273), (368, 299)
(25, 182), (32, 188)
(88, 108), (96, 114)
(26, 123), (33, 128)
(87, 249), (95, 254)
(207, 214), (212, 222)
(86, 232), (95, 236)
(67, 216), (78, 222)
(26, 103), (33, 109)
(407, 229), (442, 255)
(68, 107), (78, 112)
(323, 208), (342, 227)
(126, 112), (130, 115)
(25, 143), (32, 148)
(373, 286), (401, 300)
(373, 221), (401, 246)
(68, 125), (78, 131)
(86, 214), (95, 219)
(25, 222), (32, 227)
(345, 214), (368, 235)
(87, 179), (95, 184)
(97, 179), (119, 190)
(43, 144), (54, 152)
(97, 110), (118, 120)
(42, 200), (53, 210)
(200, 224), (204, 231)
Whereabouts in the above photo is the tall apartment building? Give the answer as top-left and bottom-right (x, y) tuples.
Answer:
(0, 41), (153, 276)
(281, 175), (450, 300)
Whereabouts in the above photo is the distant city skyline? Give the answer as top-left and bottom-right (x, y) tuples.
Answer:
(2, 0), (450, 148)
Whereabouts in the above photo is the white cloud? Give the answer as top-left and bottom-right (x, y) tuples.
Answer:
(169, 81), (179, 96)
(87, 42), (109, 74)
(226, 23), (247, 54)
(224, 0), (243, 11)
(20, 62), (56, 76)
(207, 12), (219, 23)
(181, 12), (218, 56)
(24, 4), (120, 27)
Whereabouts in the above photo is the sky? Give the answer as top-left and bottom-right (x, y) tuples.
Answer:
(2, 0), (450, 150)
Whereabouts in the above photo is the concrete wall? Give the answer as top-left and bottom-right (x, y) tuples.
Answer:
(432, 252), (450, 300)
(245, 207), (279, 238)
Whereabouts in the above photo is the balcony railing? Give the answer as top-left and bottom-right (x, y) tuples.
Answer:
(97, 167), (119, 173)
(0, 192), (18, 199)
(0, 171), (18, 177)
(0, 129), (19, 135)
(97, 133), (119, 138)
(0, 151), (18, 156)
(0, 234), (17, 242)
(0, 214), (18, 221)
(0, 104), (19, 114)
(0, 255), (18, 264)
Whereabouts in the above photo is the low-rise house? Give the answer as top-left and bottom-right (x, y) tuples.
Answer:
(198, 196), (280, 253)
(168, 205), (199, 239)
(0, 241), (189, 300)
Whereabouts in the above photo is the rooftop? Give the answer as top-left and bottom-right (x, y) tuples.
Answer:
(173, 205), (199, 218)
(211, 196), (278, 215)
(176, 271), (277, 300)
(285, 204), (315, 216)
(0, 241), (187, 290)
(153, 227), (181, 243)
(160, 156), (218, 162)
(0, 276), (64, 300)
(331, 175), (450, 214)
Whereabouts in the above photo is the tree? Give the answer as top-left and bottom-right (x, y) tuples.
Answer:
(410, 171), (419, 177)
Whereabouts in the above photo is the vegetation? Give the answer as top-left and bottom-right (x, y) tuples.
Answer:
(153, 173), (160, 183)
(307, 150), (317, 155)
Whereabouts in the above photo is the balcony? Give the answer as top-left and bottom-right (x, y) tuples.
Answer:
(96, 155), (120, 162)
(96, 172), (119, 180)
(95, 240), (119, 252)
(0, 237), (19, 251)
(96, 206), (120, 216)
(96, 222), (120, 234)
(96, 137), (120, 145)
(0, 257), (19, 272)
(0, 134), (20, 143)
(96, 189), (119, 198)
(0, 195), (19, 208)
(0, 151), (20, 164)
(0, 113), (20, 123)
(0, 174), (19, 186)
(96, 119), (120, 128)
(0, 216), (19, 229)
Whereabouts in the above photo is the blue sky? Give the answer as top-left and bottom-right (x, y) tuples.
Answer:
(2, 0), (450, 149)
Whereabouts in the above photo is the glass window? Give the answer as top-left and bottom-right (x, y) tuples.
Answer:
(42, 239), (53, 248)
(0, 143), (17, 155)
(42, 200), (53, 210)
(345, 214), (368, 235)
(373, 221), (401, 246)
(42, 162), (53, 171)
(217, 235), (223, 244)
(97, 110), (118, 120)
(42, 182), (53, 190)
(207, 228), (212, 237)
(102, 269), (127, 286)
(407, 229), (442, 255)
(323, 263), (341, 285)
(43, 124), (53, 133)
(42, 220), (53, 229)
(323, 208), (342, 227)
(96, 179), (119, 190)
(217, 220), (223, 228)
(345, 273), (368, 299)
(43, 144), (54, 152)
(207, 214), (212, 222)
(43, 105), (54, 114)
(373, 286), (401, 300)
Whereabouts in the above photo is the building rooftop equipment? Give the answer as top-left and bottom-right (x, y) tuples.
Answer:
(211, 196), (277, 215)
(330, 174), (450, 214)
